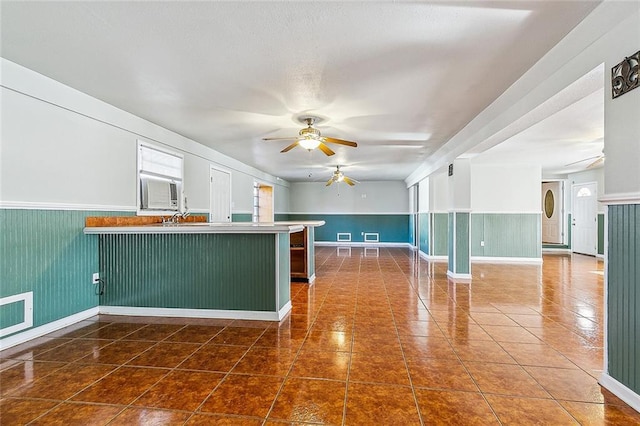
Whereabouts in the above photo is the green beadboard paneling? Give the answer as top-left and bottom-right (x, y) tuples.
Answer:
(454, 212), (470, 274)
(232, 213), (253, 222)
(471, 213), (541, 258)
(275, 213), (290, 221)
(433, 213), (448, 256)
(419, 213), (429, 255)
(598, 213), (605, 255)
(0, 300), (24, 329)
(408, 213), (416, 246)
(448, 213), (454, 271)
(307, 227), (315, 276)
(99, 233), (278, 312)
(287, 214), (409, 243)
(278, 233), (290, 310)
(471, 214), (485, 257)
(607, 204), (640, 394)
(0, 209), (127, 337)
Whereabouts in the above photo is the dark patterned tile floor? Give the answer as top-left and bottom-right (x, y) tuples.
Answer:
(1, 248), (639, 424)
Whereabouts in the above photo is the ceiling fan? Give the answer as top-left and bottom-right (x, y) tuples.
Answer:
(262, 116), (357, 156)
(326, 165), (358, 186)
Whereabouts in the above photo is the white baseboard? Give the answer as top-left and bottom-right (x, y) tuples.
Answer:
(447, 271), (472, 282)
(314, 242), (412, 248)
(418, 251), (447, 262)
(471, 256), (543, 264)
(278, 302), (292, 321)
(542, 248), (571, 254)
(98, 305), (282, 321)
(308, 274), (316, 284)
(599, 373), (640, 413)
(0, 307), (99, 351)
(596, 253), (605, 260)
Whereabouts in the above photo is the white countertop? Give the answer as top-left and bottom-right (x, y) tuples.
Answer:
(83, 220), (324, 235)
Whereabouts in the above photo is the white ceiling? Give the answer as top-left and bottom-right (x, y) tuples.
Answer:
(0, 1), (602, 183)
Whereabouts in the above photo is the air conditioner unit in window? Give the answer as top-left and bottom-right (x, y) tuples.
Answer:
(140, 176), (179, 211)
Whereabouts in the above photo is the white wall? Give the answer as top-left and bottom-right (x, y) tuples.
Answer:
(471, 163), (542, 212)
(603, 11), (640, 198)
(418, 177), (429, 213)
(289, 181), (409, 214)
(429, 171), (450, 212)
(0, 59), (289, 214)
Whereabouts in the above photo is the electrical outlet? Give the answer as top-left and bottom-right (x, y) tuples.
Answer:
(92, 273), (100, 284)
(480, 241), (485, 247)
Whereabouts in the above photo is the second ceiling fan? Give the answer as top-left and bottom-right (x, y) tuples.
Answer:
(263, 116), (357, 156)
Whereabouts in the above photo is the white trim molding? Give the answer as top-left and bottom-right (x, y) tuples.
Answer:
(315, 242), (412, 248)
(278, 302), (292, 321)
(446, 271), (472, 282)
(471, 256), (543, 264)
(0, 307), (98, 351)
(98, 306), (284, 321)
(418, 251), (447, 262)
(599, 373), (640, 413)
(599, 192), (640, 205)
(0, 201), (136, 211)
(0, 292), (33, 337)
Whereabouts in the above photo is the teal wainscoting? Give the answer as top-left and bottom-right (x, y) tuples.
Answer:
(231, 213), (290, 222)
(408, 213), (416, 247)
(607, 204), (639, 394)
(99, 233), (279, 312)
(287, 214), (410, 243)
(231, 213), (252, 222)
(597, 213), (605, 255)
(0, 209), (124, 338)
(447, 213), (454, 272)
(471, 213), (541, 259)
(277, 233), (290, 310)
(432, 213), (449, 256)
(0, 300), (24, 329)
(447, 212), (470, 275)
(307, 227), (316, 277)
(418, 213), (429, 255)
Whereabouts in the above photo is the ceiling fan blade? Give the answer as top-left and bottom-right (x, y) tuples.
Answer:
(343, 176), (357, 186)
(280, 141), (299, 153)
(263, 136), (298, 141)
(318, 143), (336, 156)
(326, 178), (334, 186)
(564, 155), (601, 167)
(322, 136), (358, 147)
(587, 157), (605, 169)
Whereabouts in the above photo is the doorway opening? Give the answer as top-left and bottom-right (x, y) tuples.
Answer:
(253, 182), (274, 223)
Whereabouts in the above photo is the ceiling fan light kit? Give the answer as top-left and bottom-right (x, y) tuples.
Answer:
(326, 165), (358, 187)
(262, 115), (357, 157)
(298, 138), (321, 150)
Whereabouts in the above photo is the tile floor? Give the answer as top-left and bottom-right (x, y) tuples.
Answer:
(1, 248), (639, 425)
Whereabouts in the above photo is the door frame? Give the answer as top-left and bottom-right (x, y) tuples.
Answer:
(209, 165), (232, 222)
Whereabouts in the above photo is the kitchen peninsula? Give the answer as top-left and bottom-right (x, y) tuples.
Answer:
(84, 220), (324, 321)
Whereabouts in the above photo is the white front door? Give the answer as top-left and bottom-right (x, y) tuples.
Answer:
(210, 166), (231, 222)
(571, 182), (597, 255)
(542, 182), (563, 244)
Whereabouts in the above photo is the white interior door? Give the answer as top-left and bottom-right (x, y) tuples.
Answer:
(571, 182), (597, 255)
(210, 166), (231, 222)
(542, 182), (563, 244)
